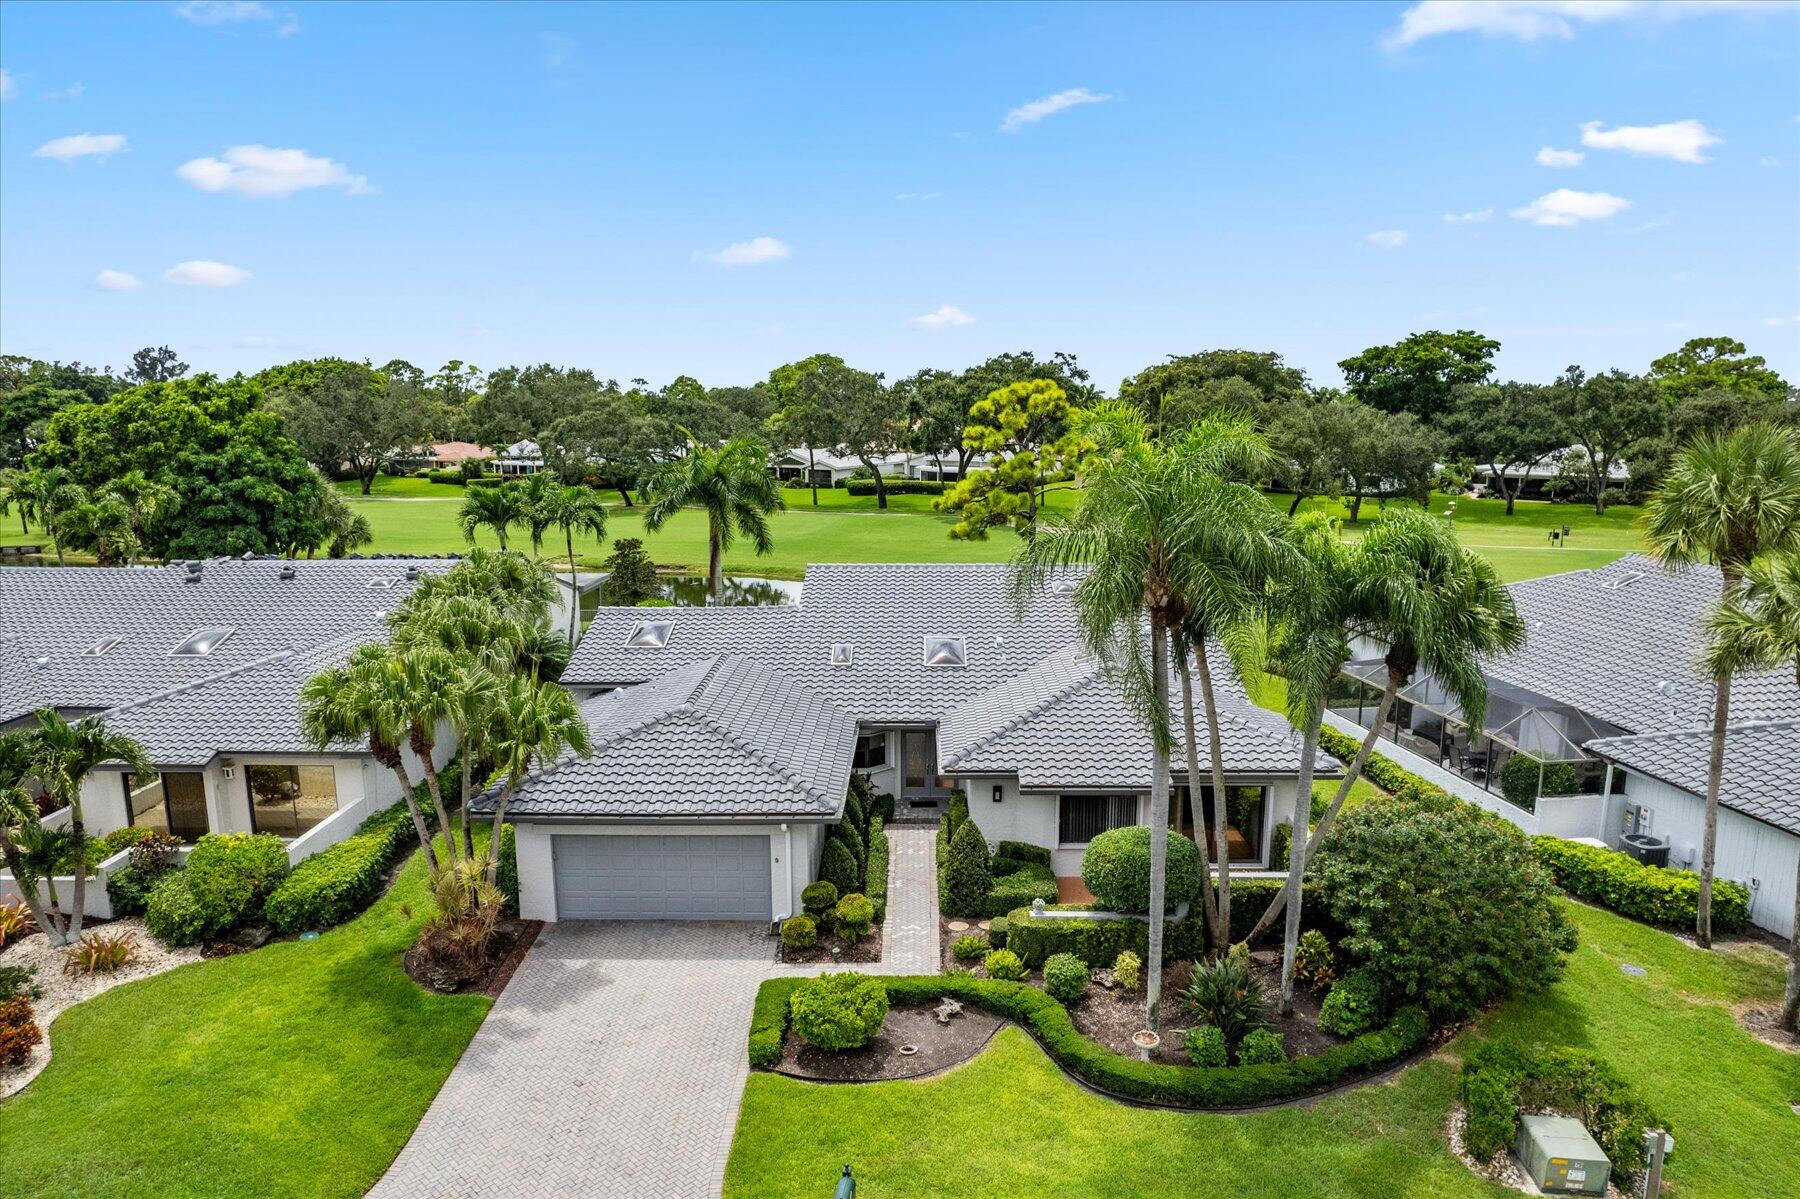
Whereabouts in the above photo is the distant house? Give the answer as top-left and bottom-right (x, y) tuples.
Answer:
(771, 446), (980, 486)
(390, 442), (493, 473)
(1470, 445), (1631, 500)
(494, 439), (546, 477)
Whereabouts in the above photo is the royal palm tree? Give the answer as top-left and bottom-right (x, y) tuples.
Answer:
(0, 732), (56, 946)
(643, 432), (783, 600)
(457, 483), (524, 551)
(479, 674), (590, 886)
(1643, 423), (1800, 947)
(24, 710), (153, 943)
(1704, 550), (1800, 1027)
(543, 484), (610, 644)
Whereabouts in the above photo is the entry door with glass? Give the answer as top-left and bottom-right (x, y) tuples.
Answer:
(901, 729), (948, 796)
(124, 771), (210, 842)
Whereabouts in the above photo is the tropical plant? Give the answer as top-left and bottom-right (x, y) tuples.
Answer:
(642, 432), (783, 599)
(1112, 949), (1141, 991)
(456, 481), (524, 550)
(477, 674), (591, 886)
(1180, 957), (1267, 1048)
(0, 900), (29, 948)
(0, 734), (57, 949)
(415, 858), (505, 986)
(13, 466), (86, 564)
(538, 484), (608, 643)
(62, 930), (141, 976)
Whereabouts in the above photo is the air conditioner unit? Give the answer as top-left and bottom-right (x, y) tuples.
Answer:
(1516, 1115), (1608, 1195)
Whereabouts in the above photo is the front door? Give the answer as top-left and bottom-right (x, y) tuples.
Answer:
(901, 729), (945, 795)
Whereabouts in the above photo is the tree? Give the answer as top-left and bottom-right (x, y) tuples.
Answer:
(642, 433), (783, 599)
(21, 710), (153, 944)
(57, 470), (178, 565)
(457, 483), (524, 550)
(1704, 551), (1800, 1029)
(600, 538), (661, 605)
(1118, 349), (1309, 430)
(1339, 330), (1500, 423)
(541, 484), (609, 643)
(937, 379), (1087, 540)
(826, 364), (903, 509)
(0, 381), (92, 469)
(1557, 367), (1662, 514)
(1649, 336), (1789, 405)
(299, 468), (373, 558)
(1338, 404), (1437, 522)
(260, 359), (428, 495)
(12, 466), (87, 564)
(1440, 382), (1568, 516)
(1643, 423), (1800, 948)
(1267, 394), (1353, 515)
(468, 364), (600, 450)
(123, 345), (189, 387)
(478, 674), (590, 885)
(546, 386), (653, 504)
(766, 354), (847, 507)
(0, 732), (57, 951)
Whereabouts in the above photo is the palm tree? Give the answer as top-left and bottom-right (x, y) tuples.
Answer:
(542, 484), (609, 644)
(18, 467), (87, 565)
(1704, 550), (1800, 1027)
(517, 472), (560, 557)
(457, 483), (524, 551)
(59, 492), (137, 565)
(23, 710), (153, 943)
(0, 467), (34, 535)
(0, 732), (57, 946)
(105, 471), (178, 564)
(1643, 422), (1800, 947)
(406, 546), (559, 626)
(479, 674), (590, 886)
(643, 432), (783, 600)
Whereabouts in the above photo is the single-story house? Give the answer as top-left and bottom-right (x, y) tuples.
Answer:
(390, 441), (492, 474)
(493, 439), (546, 476)
(492, 563), (1332, 924)
(1469, 445), (1631, 501)
(770, 447), (873, 486)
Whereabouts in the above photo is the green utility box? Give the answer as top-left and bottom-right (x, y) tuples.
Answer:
(1515, 1114), (1609, 1195)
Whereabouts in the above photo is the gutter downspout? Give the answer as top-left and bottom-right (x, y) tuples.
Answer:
(781, 823), (794, 921)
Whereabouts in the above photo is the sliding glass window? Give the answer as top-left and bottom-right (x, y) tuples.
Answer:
(246, 765), (339, 838)
(123, 770), (209, 843)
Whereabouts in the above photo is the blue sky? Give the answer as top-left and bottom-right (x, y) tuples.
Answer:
(2, 1), (1797, 393)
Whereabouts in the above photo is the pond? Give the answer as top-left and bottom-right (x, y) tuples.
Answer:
(579, 574), (801, 616)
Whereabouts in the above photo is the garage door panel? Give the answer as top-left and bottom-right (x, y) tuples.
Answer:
(553, 834), (771, 920)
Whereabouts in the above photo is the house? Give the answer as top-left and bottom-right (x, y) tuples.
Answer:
(1331, 554), (1800, 938)
(771, 446), (983, 486)
(1469, 445), (1630, 501)
(484, 563), (1332, 924)
(493, 439), (546, 477)
(770, 446), (869, 486)
(390, 441), (493, 474)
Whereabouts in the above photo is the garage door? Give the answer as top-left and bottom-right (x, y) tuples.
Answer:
(551, 834), (772, 921)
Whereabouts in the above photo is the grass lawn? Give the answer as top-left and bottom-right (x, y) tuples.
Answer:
(0, 842), (491, 1199)
(722, 904), (1798, 1199)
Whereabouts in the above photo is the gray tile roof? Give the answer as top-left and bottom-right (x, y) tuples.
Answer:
(1488, 554), (1799, 734)
(0, 557), (446, 725)
(471, 654), (857, 820)
(1587, 720), (1800, 835)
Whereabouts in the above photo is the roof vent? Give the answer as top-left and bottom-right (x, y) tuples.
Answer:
(405, 565), (420, 581)
(34, 656), (50, 669)
(923, 636), (967, 668)
(1601, 571), (1646, 591)
(829, 643), (854, 668)
(184, 561), (203, 584)
(278, 565), (297, 581)
(624, 619), (675, 649)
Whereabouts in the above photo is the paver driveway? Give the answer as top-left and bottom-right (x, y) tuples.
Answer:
(367, 921), (781, 1199)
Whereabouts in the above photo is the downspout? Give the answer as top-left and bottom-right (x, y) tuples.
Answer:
(1600, 763), (1618, 843)
(781, 823), (794, 921)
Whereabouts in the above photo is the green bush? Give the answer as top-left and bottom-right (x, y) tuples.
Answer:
(944, 790), (970, 841)
(1499, 754), (1579, 808)
(831, 822), (866, 880)
(942, 820), (994, 916)
(842, 789), (868, 842)
(105, 864), (156, 917)
(496, 823), (519, 915)
(980, 861), (1060, 918)
(145, 872), (209, 946)
(801, 880), (839, 919)
(0, 964), (39, 1003)
(185, 833), (288, 934)
(986, 916), (1008, 948)
(1269, 821), (1292, 871)
(789, 972), (889, 1050)
(1042, 952), (1089, 1003)
(951, 934), (988, 960)
(1113, 949), (1141, 990)
(1317, 967), (1384, 1037)
(1080, 826), (1202, 913)
(835, 893), (875, 944)
(780, 915), (817, 949)
(1004, 904), (1207, 968)
(819, 837), (859, 899)
(599, 537), (660, 604)
(865, 821), (890, 924)
(846, 478), (946, 496)
(994, 840), (1052, 867)
(1239, 1028), (1287, 1065)
(871, 791), (896, 824)
(425, 469), (467, 485)
(1461, 1039), (1665, 1184)
(99, 825), (156, 858)
(748, 977), (801, 1067)
(1462, 1063), (1519, 1161)
(1184, 1023), (1226, 1067)
(1533, 835), (1748, 932)
(1294, 928), (1336, 992)
(984, 948), (1026, 981)
(1180, 957), (1267, 1047)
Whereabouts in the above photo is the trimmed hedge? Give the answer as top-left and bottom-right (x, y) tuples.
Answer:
(993, 840), (1052, 869)
(748, 976), (803, 1067)
(981, 862), (1060, 919)
(865, 821), (890, 924)
(496, 823), (519, 915)
(846, 478), (947, 496)
(105, 865), (157, 918)
(1006, 880), (1332, 967)
(1461, 1039), (1665, 1184)
(1533, 835), (1748, 932)
(145, 872), (209, 946)
(261, 799), (441, 934)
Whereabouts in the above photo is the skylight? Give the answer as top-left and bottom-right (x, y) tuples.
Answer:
(923, 636), (967, 668)
(829, 643), (854, 668)
(171, 626), (235, 657)
(1601, 572), (1646, 591)
(81, 635), (125, 657)
(624, 619), (675, 649)
(366, 577), (398, 590)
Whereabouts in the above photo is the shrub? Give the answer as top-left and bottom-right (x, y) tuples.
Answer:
(831, 822), (867, 880)
(264, 830), (391, 933)
(496, 823), (519, 916)
(126, 830), (183, 875)
(1462, 1062), (1519, 1161)
(984, 948), (1026, 981)
(789, 972), (889, 1050)
(944, 790), (970, 841)
(1042, 952), (1089, 1003)
(842, 790), (868, 842)
(1180, 957), (1267, 1047)
(1315, 795), (1575, 1020)
(145, 872), (209, 946)
(0, 899), (34, 947)
(1533, 835), (1748, 932)
(0, 997), (42, 1069)
(994, 840), (1052, 868)
(1004, 904), (1207, 968)
(748, 977), (802, 1067)
(426, 469), (467, 485)
(818, 837), (859, 899)
(1317, 967), (1384, 1037)
(99, 825), (156, 858)
(0, 964), (41, 1003)
(986, 916), (1008, 948)
(801, 880), (839, 919)
(1461, 1039), (1665, 1184)
(1080, 826), (1202, 913)
(942, 820), (994, 916)
(835, 893), (874, 945)
(980, 862), (1059, 919)
(951, 934), (989, 961)
(1113, 949), (1141, 991)
(599, 538), (660, 605)
(62, 930), (139, 976)
(1184, 1023), (1226, 1067)
(1294, 929), (1336, 992)
(1239, 1028), (1287, 1065)
(185, 833), (288, 934)
(780, 915), (818, 949)
(871, 791), (896, 824)
(865, 821), (890, 924)
(1499, 755), (1578, 808)
(846, 478), (947, 496)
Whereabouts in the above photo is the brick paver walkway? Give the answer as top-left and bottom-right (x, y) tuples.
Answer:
(368, 827), (940, 1199)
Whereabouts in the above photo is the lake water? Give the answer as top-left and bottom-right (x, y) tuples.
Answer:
(659, 574), (801, 606)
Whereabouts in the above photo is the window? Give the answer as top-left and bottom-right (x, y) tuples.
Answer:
(171, 626), (234, 657)
(922, 636), (966, 668)
(853, 731), (887, 770)
(624, 619), (674, 649)
(123, 770), (209, 843)
(82, 635), (125, 657)
(246, 764), (339, 838)
(829, 642), (854, 668)
(365, 577), (398, 590)
(1058, 794), (1138, 844)
(1169, 784), (1267, 863)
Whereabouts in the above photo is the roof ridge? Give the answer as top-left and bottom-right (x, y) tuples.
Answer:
(102, 649), (299, 717)
(1589, 717), (1798, 746)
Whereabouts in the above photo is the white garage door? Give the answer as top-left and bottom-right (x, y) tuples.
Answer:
(551, 834), (772, 921)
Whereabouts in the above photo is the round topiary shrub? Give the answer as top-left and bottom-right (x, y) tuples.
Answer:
(942, 819), (993, 917)
(1080, 825), (1201, 913)
(802, 880), (839, 919)
(983, 948), (1026, 981)
(145, 872), (209, 946)
(1184, 1023), (1226, 1067)
(781, 915), (817, 949)
(788, 972), (890, 1051)
(1042, 952), (1089, 1003)
(1317, 967), (1384, 1037)
(835, 893), (874, 944)
(1238, 1028), (1287, 1065)
(951, 934), (988, 961)
(832, 821), (866, 875)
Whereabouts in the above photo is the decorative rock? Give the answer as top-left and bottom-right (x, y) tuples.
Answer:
(934, 998), (964, 1024)
(1093, 968), (1119, 990)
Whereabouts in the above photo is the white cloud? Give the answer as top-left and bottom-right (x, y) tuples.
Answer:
(1442, 209), (1493, 223)
(177, 145), (369, 197)
(175, 2), (271, 24)
(95, 269), (142, 291)
(999, 88), (1114, 133)
(1579, 119), (1720, 163)
(0, 69), (14, 101)
(165, 260), (251, 286)
(42, 82), (85, 100)
(908, 305), (976, 330)
(1365, 229), (1409, 248)
(699, 236), (790, 267)
(1536, 146), (1585, 167)
(32, 132), (127, 161)
(1384, 2), (1790, 50)
(1763, 314), (1800, 327)
(1510, 188), (1630, 226)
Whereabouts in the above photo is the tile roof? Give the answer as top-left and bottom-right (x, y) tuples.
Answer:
(1587, 721), (1800, 835)
(471, 654), (857, 820)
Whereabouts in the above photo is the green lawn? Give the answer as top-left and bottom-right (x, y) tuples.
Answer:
(0, 844), (491, 1199)
(722, 904), (1798, 1199)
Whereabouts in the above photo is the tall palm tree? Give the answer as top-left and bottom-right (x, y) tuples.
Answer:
(0, 467), (34, 535)
(24, 710), (153, 943)
(457, 483), (524, 551)
(0, 732), (57, 946)
(518, 472), (560, 558)
(479, 674), (590, 886)
(643, 432), (783, 600)
(18, 467), (87, 565)
(1704, 550), (1800, 1027)
(405, 546), (559, 626)
(105, 470), (178, 564)
(1643, 422), (1800, 947)
(542, 484), (609, 644)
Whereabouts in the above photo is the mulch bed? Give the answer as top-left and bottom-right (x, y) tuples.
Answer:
(774, 1003), (1005, 1082)
(403, 917), (540, 995)
(937, 915), (999, 971)
(779, 927), (882, 965)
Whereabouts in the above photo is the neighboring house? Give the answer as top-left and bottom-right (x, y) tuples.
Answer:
(770, 446), (869, 486)
(498, 563), (1331, 924)
(1331, 554), (1800, 938)
(771, 446), (985, 485)
(390, 441), (493, 473)
(493, 439), (546, 477)
(1469, 445), (1631, 501)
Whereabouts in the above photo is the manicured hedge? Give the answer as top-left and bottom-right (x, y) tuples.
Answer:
(748, 976), (803, 1068)
(993, 841), (1052, 868)
(261, 799), (452, 934)
(425, 469), (469, 485)
(865, 821), (890, 924)
(1005, 880), (1332, 967)
(497, 823), (520, 915)
(1532, 835), (1748, 932)
(845, 478), (947, 496)
(982, 863), (1060, 919)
